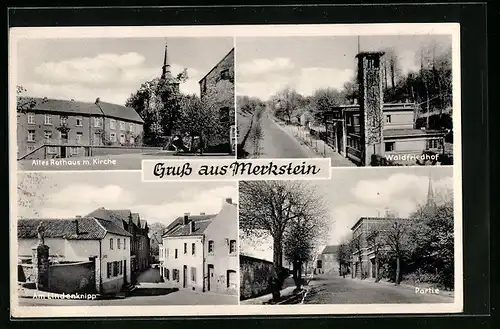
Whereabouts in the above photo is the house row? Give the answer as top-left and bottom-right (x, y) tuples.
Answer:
(158, 198), (238, 295)
(17, 207), (150, 295)
(17, 97), (144, 160)
(323, 51), (447, 166)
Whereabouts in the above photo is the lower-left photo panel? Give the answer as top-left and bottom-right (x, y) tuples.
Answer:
(14, 171), (239, 306)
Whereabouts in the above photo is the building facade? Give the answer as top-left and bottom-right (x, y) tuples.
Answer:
(17, 217), (132, 294)
(199, 48), (236, 154)
(159, 198), (238, 295)
(17, 97), (144, 160)
(316, 245), (340, 275)
(324, 52), (446, 166)
(86, 208), (150, 277)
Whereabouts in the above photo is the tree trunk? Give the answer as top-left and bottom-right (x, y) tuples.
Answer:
(292, 260), (300, 290)
(375, 253), (380, 282)
(395, 256), (401, 285)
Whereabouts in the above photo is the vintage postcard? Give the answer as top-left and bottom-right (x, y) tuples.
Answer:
(10, 23), (462, 318)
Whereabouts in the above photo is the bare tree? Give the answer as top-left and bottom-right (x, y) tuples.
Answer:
(381, 219), (412, 285)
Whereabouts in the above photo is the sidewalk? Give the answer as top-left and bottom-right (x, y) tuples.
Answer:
(273, 119), (356, 167)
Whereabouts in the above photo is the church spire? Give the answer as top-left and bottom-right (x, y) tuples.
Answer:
(426, 172), (436, 208)
(161, 41), (172, 80)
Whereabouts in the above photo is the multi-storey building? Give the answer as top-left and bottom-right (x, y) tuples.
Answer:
(316, 245), (340, 275)
(17, 97), (144, 160)
(86, 208), (150, 280)
(199, 48), (236, 154)
(159, 198), (238, 295)
(17, 216), (132, 294)
(324, 51), (447, 166)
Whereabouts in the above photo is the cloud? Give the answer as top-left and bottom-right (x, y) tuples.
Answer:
(238, 57), (295, 78)
(25, 53), (202, 105)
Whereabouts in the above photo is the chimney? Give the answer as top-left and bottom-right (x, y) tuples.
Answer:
(189, 221), (195, 234)
(95, 97), (100, 104)
(225, 198), (232, 204)
(183, 213), (190, 225)
(73, 219), (79, 235)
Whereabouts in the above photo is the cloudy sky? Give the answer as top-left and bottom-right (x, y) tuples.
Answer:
(236, 34), (452, 101)
(17, 171), (237, 227)
(241, 167), (454, 262)
(16, 37), (234, 105)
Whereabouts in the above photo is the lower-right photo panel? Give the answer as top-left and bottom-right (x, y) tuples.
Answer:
(239, 166), (457, 307)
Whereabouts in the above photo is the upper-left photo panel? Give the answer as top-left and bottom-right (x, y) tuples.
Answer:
(13, 35), (236, 171)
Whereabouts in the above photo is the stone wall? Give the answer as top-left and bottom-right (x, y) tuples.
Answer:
(239, 255), (274, 300)
(49, 261), (96, 294)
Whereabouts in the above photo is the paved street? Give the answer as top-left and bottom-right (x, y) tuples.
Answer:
(251, 112), (314, 158)
(18, 288), (238, 306)
(136, 268), (162, 283)
(18, 152), (235, 171)
(303, 275), (454, 304)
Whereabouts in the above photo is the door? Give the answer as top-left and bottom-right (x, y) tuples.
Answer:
(183, 265), (187, 288)
(207, 264), (214, 291)
(60, 146), (67, 158)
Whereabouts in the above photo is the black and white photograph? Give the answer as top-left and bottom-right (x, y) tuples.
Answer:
(236, 35), (454, 167)
(239, 167), (457, 306)
(14, 36), (236, 170)
(15, 171), (238, 306)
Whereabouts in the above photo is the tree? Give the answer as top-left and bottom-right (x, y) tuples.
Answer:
(366, 227), (384, 282)
(336, 236), (352, 276)
(381, 219), (412, 285)
(273, 87), (304, 123)
(239, 180), (327, 299)
(309, 88), (345, 123)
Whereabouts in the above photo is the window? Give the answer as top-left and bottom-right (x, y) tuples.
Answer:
(229, 240), (236, 254)
(353, 115), (360, 126)
(47, 147), (57, 154)
(227, 270), (237, 288)
(110, 238), (114, 250)
(118, 238), (121, 249)
(120, 134), (125, 144)
(27, 145), (35, 153)
(166, 268), (170, 280)
(191, 267), (196, 282)
(94, 117), (102, 128)
(44, 131), (52, 141)
(184, 243), (187, 254)
(28, 113), (35, 124)
(113, 261), (119, 276)
(124, 238), (127, 250)
(385, 142), (395, 152)
(220, 69), (230, 80)
(44, 114), (52, 125)
(219, 107), (230, 122)
(28, 130), (35, 142)
(175, 249), (178, 259)
(107, 263), (112, 278)
(386, 115), (392, 123)
(129, 123), (135, 133)
(60, 131), (68, 141)
(427, 139), (441, 149)
(208, 240), (214, 253)
(76, 117), (83, 126)
(119, 261), (123, 275)
(60, 116), (68, 125)
(110, 119), (116, 130)
(192, 243), (195, 255)
(110, 132), (116, 143)
(120, 121), (125, 130)
(76, 132), (83, 144)
(70, 147), (78, 155)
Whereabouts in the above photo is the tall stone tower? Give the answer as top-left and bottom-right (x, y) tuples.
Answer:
(356, 51), (385, 166)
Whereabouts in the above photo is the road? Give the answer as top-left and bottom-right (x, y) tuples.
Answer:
(136, 268), (162, 283)
(17, 153), (235, 171)
(242, 111), (313, 159)
(303, 275), (454, 304)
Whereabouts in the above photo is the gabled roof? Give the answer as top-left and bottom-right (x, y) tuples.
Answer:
(164, 214), (216, 233)
(321, 245), (339, 255)
(17, 96), (144, 123)
(163, 219), (213, 237)
(86, 208), (126, 230)
(17, 217), (131, 240)
(198, 48), (234, 83)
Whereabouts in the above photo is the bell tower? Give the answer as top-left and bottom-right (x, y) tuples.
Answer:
(356, 51), (385, 166)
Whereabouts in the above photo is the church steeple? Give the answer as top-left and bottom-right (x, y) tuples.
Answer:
(161, 41), (171, 80)
(426, 172), (436, 208)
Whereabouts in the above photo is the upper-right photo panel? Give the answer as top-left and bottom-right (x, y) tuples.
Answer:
(236, 35), (454, 167)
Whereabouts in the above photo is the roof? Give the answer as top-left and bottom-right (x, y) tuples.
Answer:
(86, 208), (126, 230)
(321, 245), (339, 254)
(356, 51), (385, 58)
(163, 216), (215, 238)
(350, 217), (410, 231)
(165, 214), (216, 233)
(198, 48), (234, 83)
(17, 96), (144, 123)
(17, 217), (131, 240)
(384, 128), (446, 139)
